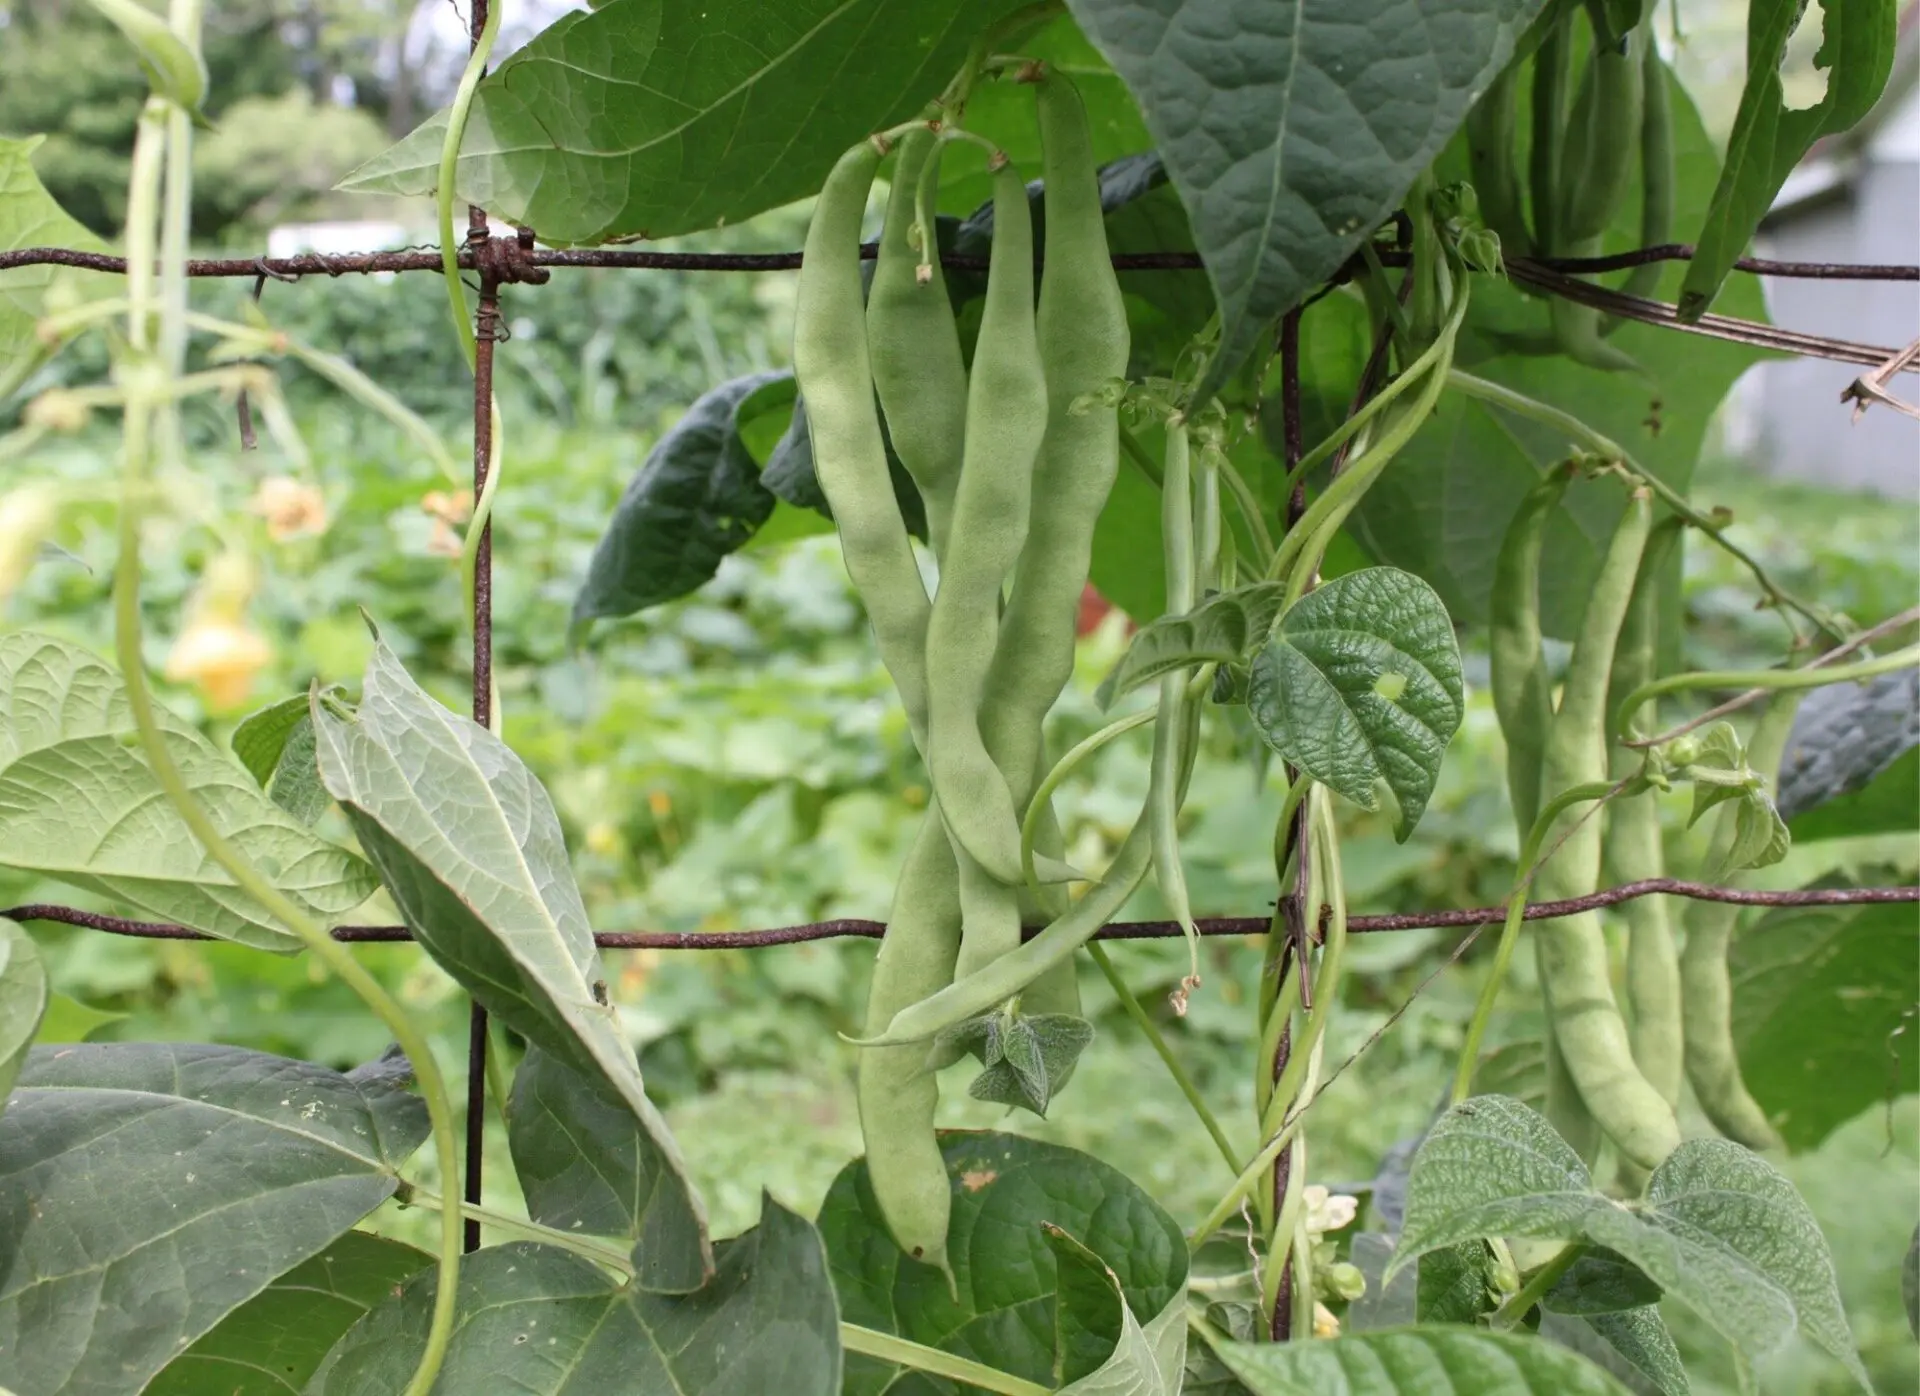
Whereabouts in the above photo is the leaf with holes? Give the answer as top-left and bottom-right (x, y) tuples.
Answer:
(1064, 0), (1549, 404)
(0, 1042), (427, 1396)
(572, 372), (785, 633)
(1248, 568), (1463, 838)
(0, 919), (45, 1115)
(308, 1199), (839, 1396)
(0, 633), (377, 951)
(340, 0), (1034, 245)
(1679, 0), (1899, 318)
(821, 1131), (1188, 1395)
(312, 636), (710, 1292)
(1730, 882), (1919, 1150)
(1211, 1326), (1635, 1394)
(1095, 582), (1286, 710)
(145, 1232), (430, 1396)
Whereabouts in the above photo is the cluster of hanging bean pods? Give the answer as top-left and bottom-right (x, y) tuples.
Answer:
(792, 72), (1132, 1271)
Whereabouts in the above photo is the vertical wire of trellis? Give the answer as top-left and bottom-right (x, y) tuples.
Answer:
(463, 0), (496, 1256)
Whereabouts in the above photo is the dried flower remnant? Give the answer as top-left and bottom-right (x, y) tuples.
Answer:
(247, 476), (328, 541)
(421, 488), (474, 559)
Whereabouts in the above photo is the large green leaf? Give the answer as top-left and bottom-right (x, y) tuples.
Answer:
(0, 1042), (428, 1396)
(307, 1200), (841, 1395)
(1064, 0), (1549, 403)
(820, 1131), (1189, 1395)
(1731, 883), (1919, 1150)
(340, 0), (1030, 245)
(0, 135), (110, 384)
(0, 919), (45, 1113)
(1095, 581), (1286, 710)
(1349, 68), (1767, 640)
(0, 634), (377, 951)
(1247, 568), (1464, 838)
(1779, 671), (1918, 841)
(508, 1045), (713, 1273)
(232, 695), (331, 828)
(1540, 1309), (1688, 1396)
(571, 371), (785, 633)
(1389, 1097), (1868, 1387)
(313, 637), (709, 1291)
(1678, 0), (1898, 318)
(145, 1232), (431, 1396)
(1047, 1226), (1185, 1395)
(1211, 1326), (1634, 1395)
(32, 991), (123, 1045)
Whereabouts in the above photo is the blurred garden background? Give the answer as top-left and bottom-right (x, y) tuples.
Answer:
(2, 2), (1915, 1392)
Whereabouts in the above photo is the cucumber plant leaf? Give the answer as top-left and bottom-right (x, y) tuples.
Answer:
(0, 1042), (427, 1396)
(1678, 0), (1899, 319)
(1211, 1326), (1636, 1394)
(145, 1231), (431, 1396)
(307, 1200), (840, 1396)
(340, 0), (1034, 245)
(0, 633), (377, 951)
(312, 637), (711, 1292)
(1064, 0), (1550, 405)
(1095, 581), (1287, 710)
(821, 1131), (1189, 1396)
(1248, 568), (1464, 839)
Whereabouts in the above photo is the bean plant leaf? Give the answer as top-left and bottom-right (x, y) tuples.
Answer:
(1390, 1096), (1869, 1386)
(1046, 1226), (1186, 1395)
(1211, 1326), (1635, 1395)
(572, 371), (785, 634)
(0, 633), (377, 951)
(1779, 669), (1919, 839)
(0, 1042), (428, 1396)
(1418, 1241), (1496, 1325)
(1714, 789), (1790, 878)
(340, 0), (1032, 245)
(1540, 1308), (1688, 1396)
(965, 1013), (1096, 1118)
(1731, 882), (1920, 1150)
(1544, 1250), (1663, 1317)
(509, 1045), (711, 1270)
(1350, 69), (1767, 641)
(0, 135), (112, 380)
(1903, 1226), (1918, 1342)
(1064, 0), (1550, 405)
(1678, 0), (1898, 319)
(308, 1200), (840, 1396)
(821, 1131), (1189, 1395)
(34, 990), (124, 1045)
(311, 636), (711, 1291)
(759, 390), (929, 542)
(232, 695), (332, 827)
(1095, 582), (1287, 710)
(0, 919), (46, 1114)
(232, 696), (311, 785)
(1248, 568), (1464, 839)
(145, 1232), (431, 1396)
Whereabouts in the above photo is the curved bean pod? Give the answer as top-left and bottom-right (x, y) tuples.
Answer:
(1534, 488), (1681, 1171)
(1151, 420), (1198, 955)
(1467, 62), (1531, 257)
(1489, 463), (1575, 835)
(1554, 27), (1645, 248)
(1681, 693), (1801, 1149)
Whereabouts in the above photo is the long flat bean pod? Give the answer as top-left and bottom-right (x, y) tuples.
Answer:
(1604, 517), (1685, 1107)
(868, 127), (967, 559)
(1611, 39), (1674, 314)
(1467, 63), (1530, 257)
(1151, 419), (1198, 956)
(793, 140), (935, 741)
(1554, 27), (1644, 247)
(1534, 488), (1681, 1171)
(1681, 693), (1801, 1149)
(856, 808), (962, 1272)
(923, 162), (1063, 889)
(1489, 463), (1575, 835)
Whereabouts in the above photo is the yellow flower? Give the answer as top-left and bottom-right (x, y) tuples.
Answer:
(165, 618), (271, 711)
(583, 820), (621, 857)
(1312, 1301), (1340, 1339)
(247, 476), (328, 542)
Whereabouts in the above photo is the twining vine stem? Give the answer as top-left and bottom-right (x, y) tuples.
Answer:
(11, 878), (1910, 948)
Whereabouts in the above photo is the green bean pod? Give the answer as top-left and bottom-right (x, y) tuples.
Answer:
(793, 140), (934, 740)
(1534, 488), (1681, 1171)
(1528, 17), (1572, 255)
(1554, 27), (1645, 248)
(1467, 62), (1531, 258)
(1604, 517), (1684, 1107)
(868, 128), (967, 558)
(1016, 761), (1083, 1019)
(855, 807), (961, 1272)
(1609, 40), (1674, 317)
(1151, 420), (1197, 947)
(923, 162), (1059, 889)
(1490, 463), (1575, 835)
(1551, 286), (1644, 374)
(1681, 693), (1801, 1150)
